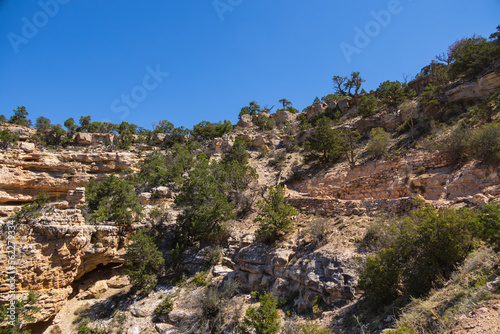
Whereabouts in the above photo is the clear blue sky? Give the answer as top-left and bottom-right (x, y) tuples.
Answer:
(0, 0), (499, 130)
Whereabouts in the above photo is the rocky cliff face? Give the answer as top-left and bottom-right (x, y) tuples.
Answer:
(287, 151), (500, 216)
(0, 145), (140, 324)
(0, 204), (126, 323)
(0, 148), (139, 216)
(234, 245), (357, 311)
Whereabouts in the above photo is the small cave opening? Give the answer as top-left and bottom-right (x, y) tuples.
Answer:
(24, 316), (56, 334)
(69, 262), (124, 299)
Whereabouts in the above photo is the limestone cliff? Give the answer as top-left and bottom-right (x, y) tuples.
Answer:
(0, 203), (126, 323)
(0, 148), (139, 216)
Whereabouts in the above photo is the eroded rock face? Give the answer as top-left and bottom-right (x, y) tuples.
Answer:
(0, 123), (36, 140)
(351, 112), (402, 132)
(305, 103), (328, 120)
(0, 209), (127, 322)
(287, 151), (500, 216)
(234, 245), (357, 311)
(0, 149), (139, 209)
(18, 142), (35, 153)
(446, 72), (500, 103)
(272, 110), (297, 124)
(74, 132), (115, 146)
(236, 114), (253, 128)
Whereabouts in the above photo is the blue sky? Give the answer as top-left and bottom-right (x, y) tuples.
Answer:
(0, 0), (499, 129)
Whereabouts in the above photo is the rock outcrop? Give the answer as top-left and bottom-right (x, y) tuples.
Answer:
(287, 151), (500, 216)
(446, 72), (500, 104)
(0, 149), (139, 212)
(0, 123), (36, 140)
(0, 208), (127, 322)
(234, 245), (357, 311)
(74, 132), (115, 146)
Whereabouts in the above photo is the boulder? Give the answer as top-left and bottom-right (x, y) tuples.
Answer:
(213, 137), (224, 155)
(272, 110), (296, 124)
(236, 114), (253, 128)
(269, 249), (293, 267)
(237, 244), (268, 265)
(337, 99), (350, 112)
(251, 135), (268, 149)
(19, 142), (35, 152)
(271, 278), (290, 296)
(139, 192), (152, 205)
(75, 132), (92, 145)
(77, 280), (108, 300)
(107, 275), (130, 288)
(253, 112), (270, 124)
(92, 133), (115, 146)
(306, 103), (328, 119)
(155, 324), (180, 334)
(153, 133), (167, 144)
(130, 297), (162, 318)
(152, 186), (172, 198)
(212, 265), (234, 277)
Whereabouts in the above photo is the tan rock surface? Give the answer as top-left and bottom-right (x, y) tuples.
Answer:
(0, 149), (139, 207)
(287, 151), (500, 216)
(0, 209), (127, 322)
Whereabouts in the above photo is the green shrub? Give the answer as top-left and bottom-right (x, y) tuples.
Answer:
(225, 136), (250, 165)
(153, 295), (174, 322)
(239, 101), (262, 119)
(447, 33), (500, 81)
(192, 120), (232, 141)
(257, 115), (276, 131)
(418, 84), (450, 121)
(216, 158), (258, 195)
(359, 206), (477, 308)
(255, 185), (299, 243)
(204, 246), (223, 267)
(305, 117), (342, 163)
(359, 248), (401, 307)
(0, 129), (19, 150)
(376, 81), (414, 109)
(34, 124), (72, 147)
(366, 127), (390, 159)
(470, 122), (500, 165)
(385, 326), (414, 334)
(308, 107), (342, 125)
(175, 156), (236, 243)
(86, 174), (142, 226)
(358, 95), (379, 117)
(8, 106), (32, 127)
(307, 216), (331, 247)
(0, 291), (40, 333)
(136, 143), (195, 191)
(472, 203), (500, 252)
(11, 193), (49, 225)
(191, 271), (209, 287)
(115, 121), (138, 150)
(297, 325), (331, 334)
(240, 292), (280, 334)
(77, 317), (108, 334)
(179, 280), (239, 333)
(125, 230), (165, 294)
(441, 120), (471, 164)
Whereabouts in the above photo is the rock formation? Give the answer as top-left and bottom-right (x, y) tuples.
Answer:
(0, 149), (139, 216)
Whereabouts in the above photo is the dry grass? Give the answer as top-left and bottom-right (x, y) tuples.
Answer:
(392, 247), (500, 334)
